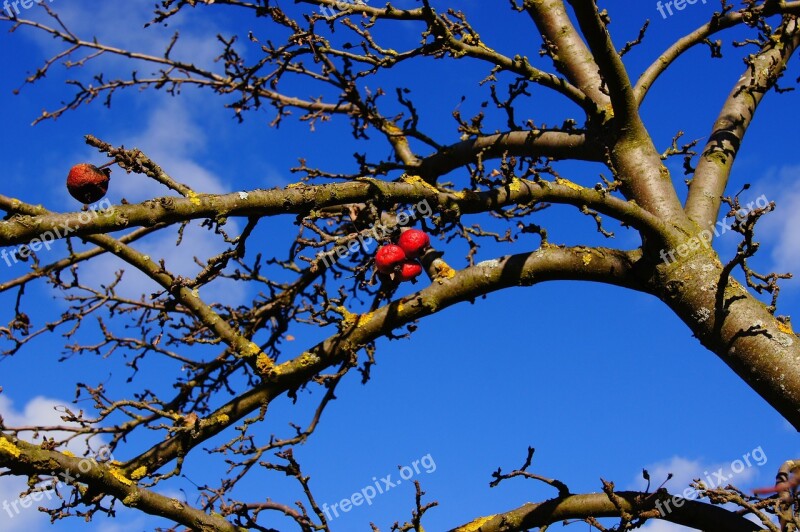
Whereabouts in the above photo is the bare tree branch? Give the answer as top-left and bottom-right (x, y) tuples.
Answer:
(450, 490), (762, 532)
(635, 1), (800, 104)
(685, 16), (800, 229)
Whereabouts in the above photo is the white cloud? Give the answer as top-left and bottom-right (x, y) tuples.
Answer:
(631, 455), (759, 494)
(84, 219), (248, 306)
(0, 396), (173, 532)
(112, 97), (232, 202)
(630, 454), (766, 531)
(755, 164), (800, 279)
(78, 98), (248, 306)
(0, 395), (106, 455)
(0, 394), (112, 531)
(633, 456), (702, 492)
(18, 1), (223, 71)
(0, 475), (45, 532)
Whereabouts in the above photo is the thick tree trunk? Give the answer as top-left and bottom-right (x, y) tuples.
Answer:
(653, 250), (800, 428)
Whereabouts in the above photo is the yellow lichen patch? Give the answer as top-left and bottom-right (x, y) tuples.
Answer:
(451, 189), (479, 201)
(272, 360), (291, 375)
(0, 438), (21, 458)
(705, 150), (729, 168)
(213, 414), (230, 425)
(555, 177), (583, 191)
(130, 466), (148, 481)
(336, 306), (358, 329)
(298, 352), (320, 368)
(122, 491), (141, 505)
(582, 253), (592, 266)
(245, 342), (262, 357)
(434, 260), (457, 280)
(357, 312), (374, 327)
(256, 352), (274, 374)
(108, 467), (133, 486)
(187, 190), (201, 206)
(384, 122), (403, 135)
(777, 320), (794, 335)
(477, 41), (496, 54)
(61, 450), (75, 457)
(508, 178), (523, 193)
(286, 182), (306, 189)
(401, 174), (439, 192)
(453, 515), (496, 532)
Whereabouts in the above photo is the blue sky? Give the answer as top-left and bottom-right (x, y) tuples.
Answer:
(0, 1), (799, 531)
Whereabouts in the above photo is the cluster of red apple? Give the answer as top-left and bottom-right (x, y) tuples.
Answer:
(375, 229), (430, 282)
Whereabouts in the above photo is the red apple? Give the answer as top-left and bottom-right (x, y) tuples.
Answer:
(396, 260), (422, 282)
(375, 244), (406, 274)
(67, 163), (110, 204)
(397, 229), (430, 259)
